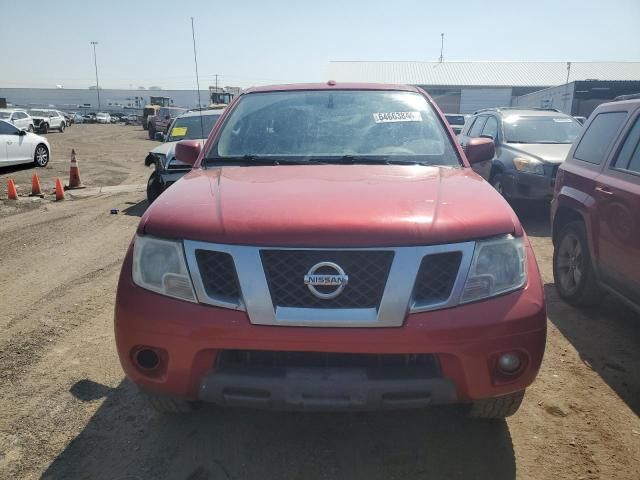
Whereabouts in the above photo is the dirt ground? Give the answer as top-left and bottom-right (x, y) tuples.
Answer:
(0, 125), (638, 480)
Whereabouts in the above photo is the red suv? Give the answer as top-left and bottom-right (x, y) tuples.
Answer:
(115, 83), (546, 418)
(552, 99), (640, 311)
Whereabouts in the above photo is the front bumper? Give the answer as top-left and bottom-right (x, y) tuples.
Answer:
(502, 169), (557, 200)
(114, 243), (546, 409)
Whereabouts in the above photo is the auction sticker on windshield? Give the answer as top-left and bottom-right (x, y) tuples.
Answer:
(373, 112), (422, 123)
(171, 127), (188, 136)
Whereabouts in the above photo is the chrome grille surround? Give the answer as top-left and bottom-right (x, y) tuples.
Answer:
(183, 240), (476, 327)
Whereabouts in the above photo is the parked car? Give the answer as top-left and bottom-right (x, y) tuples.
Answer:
(82, 113), (96, 123)
(113, 113), (129, 123)
(0, 108), (34, 132)
(115, 83), (546, 418)
(61, 112), (72, 126)
(552, 99), (640, 311)
(28, 109), (66, 134)
(459, 107), (582, 201)
(0, 119), (50, 167)
(444, 113), (469, 135)
(124, 114), (139, 125)
(147, 107), (187, 139)
(96, 112), (111, 124)
(144, 109), (224, 203)
(72, 113), (84, 124)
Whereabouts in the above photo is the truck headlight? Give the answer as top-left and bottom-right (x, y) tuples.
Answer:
(132, 235), (196, 302)
(513, 157), (544, 175)
(461, 235), (526, 303)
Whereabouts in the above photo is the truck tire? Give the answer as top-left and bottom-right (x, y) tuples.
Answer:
(468, 390), (525, 419)
(553, 221), (600, 307)
(142, 390), (196, 414)
(146, 172), (163, 204)
(41, 123), (49, 134)
(148, 124), (156, 140)
(59, 122), (65, 133)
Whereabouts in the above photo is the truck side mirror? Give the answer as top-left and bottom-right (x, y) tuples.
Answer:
(464, 137), (495, 165)
(175, 140), (202, 167)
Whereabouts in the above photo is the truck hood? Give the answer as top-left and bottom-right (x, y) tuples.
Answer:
(504, 143), (572, 164)
(140, 165), (522, 247)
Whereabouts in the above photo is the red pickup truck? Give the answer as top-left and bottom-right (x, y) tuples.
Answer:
(115, 83), (546, 418)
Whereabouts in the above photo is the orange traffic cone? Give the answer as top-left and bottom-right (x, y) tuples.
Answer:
(67, 149), (84, 189)
(7, 178), (18, 200)
(55, 178), (65, 201)
(31, 173), (42, 196)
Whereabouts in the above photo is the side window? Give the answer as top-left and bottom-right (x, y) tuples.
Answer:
(16, 112), (26, 119)
(574, 112), (627, 165)
(481, 116), (499, 139)
(468, 116), (487, 137)
(0, 121), (19, 134)
(613, 116), (640, 174)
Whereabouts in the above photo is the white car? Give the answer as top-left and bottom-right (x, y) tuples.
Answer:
(96, 112), (111, 123)
(0, 109), (34, 132)
(28, 109), (66, 134)
(0, 120), (50, 168)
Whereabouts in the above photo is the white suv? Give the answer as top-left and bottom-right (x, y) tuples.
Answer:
(0, 109), (34, 132)
(28, 109), (66, 134)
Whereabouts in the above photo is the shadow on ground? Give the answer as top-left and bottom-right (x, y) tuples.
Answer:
(545, 284), (640, 416)
(42, 379), (516, 480)
(122, 199), (149, 217)
(511, 201), (551, 238)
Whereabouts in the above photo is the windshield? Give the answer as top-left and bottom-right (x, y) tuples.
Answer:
(211, 90), (459, 166)
(167, 114), (221, 142)
(29, 110), (48, 116)
(445, 115), (466, 126)
(0, 112), (10, 119)
(504, 115), (582, 144)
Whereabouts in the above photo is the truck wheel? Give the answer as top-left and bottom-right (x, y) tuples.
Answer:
(142, 391), (197, 414)
(148, 125), (155, 140)
(553, 221), (600, 306)
(468, 390), (524, 419)
(41, 123), (49, 134)
(27, 125), (34, 132)
(146, 172), (163, 204)
(59, 122), (65, 133)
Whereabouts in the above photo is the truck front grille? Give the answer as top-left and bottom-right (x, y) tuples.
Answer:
(195, 250), (241, 300)
(413, 252), (462, 304)
(260, 250), (394, 309)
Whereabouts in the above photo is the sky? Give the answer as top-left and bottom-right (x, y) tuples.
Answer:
(1, 0), (639, 90)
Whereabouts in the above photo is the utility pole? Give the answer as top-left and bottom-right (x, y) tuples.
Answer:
(439, 33), (445, 63)
(215, 74), (219, 91)
(90, 41), (101, 110)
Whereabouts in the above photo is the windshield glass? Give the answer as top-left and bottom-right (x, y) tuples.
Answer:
(504, 115), (582, 144)
(0, 112), (10, 119)
(445, 115), (466, 126)
(29, 110), (48, 116)
(167, 114), (221, 142)
(211, 90), (459, 165)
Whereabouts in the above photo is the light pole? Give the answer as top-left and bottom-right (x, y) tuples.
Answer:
(90, 41), (101, 110)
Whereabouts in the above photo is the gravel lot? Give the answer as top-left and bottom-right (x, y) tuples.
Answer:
(0, 125), (638, 480)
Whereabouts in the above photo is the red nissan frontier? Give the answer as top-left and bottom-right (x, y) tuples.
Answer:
(115, 83), (546, 418)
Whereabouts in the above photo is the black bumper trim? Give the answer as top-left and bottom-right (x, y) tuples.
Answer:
(199, 366), (457, 411)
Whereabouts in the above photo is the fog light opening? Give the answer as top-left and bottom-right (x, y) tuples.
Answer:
(497, 352), (521, 374)
(136, 348), (160, 370)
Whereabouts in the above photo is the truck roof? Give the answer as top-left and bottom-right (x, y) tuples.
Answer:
(243, 82), (422, 94)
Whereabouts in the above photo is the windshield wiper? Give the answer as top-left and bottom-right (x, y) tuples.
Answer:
(313, 155), (431, 166)
(205, 155), (319, 166)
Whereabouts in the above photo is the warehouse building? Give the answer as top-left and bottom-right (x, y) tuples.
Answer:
(327, 61), (640, 114)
